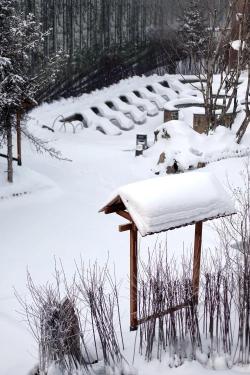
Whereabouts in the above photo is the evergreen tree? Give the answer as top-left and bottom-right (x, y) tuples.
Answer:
(0, 0), (67, 182)
(178, 0), (208, 70)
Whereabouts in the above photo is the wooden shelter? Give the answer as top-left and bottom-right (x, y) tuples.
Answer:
(100, 171), (236, 330)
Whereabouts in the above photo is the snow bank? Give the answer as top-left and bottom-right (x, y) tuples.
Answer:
(111, 171), (235, 236)
(0, 164), (59, 200)
(151, 120), (250, 173)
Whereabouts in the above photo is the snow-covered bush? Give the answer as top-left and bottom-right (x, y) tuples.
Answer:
(0, 0), (68, 182)
(178, 0), (208, 72)
(16, 261), (126, 375)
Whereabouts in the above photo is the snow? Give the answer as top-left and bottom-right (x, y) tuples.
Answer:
(136, 87), (167, 110)
(165, 97), (238, 114)
(32, 73), (182, 135)
(230, 40), (245, 51)
(1, 72), (250, 375)
(0, 165), (59, 200)
(167, 78), (197, 96)
(104, 171), (235, 236)
(110, 97), (147, 124)
(164, 97), (204, 111)
(81, 108), (122, 135)
(151, 120), (250, 173)
(150, 82), (179, 100)
(96, 103), (134, 130)
(123, 92), (159, 116)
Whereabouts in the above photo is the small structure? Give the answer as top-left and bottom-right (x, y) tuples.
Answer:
(193, 111), (237, 134)
(164, 97), (205, 126)
(164, 109), (179, 122)
(193, 112), (210, 134)
(163, 97), (236, 134)
(135, 134), (148, 156)
(100, 171), (235, 330)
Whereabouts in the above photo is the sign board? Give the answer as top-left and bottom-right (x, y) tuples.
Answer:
(136, 134), (148, 156)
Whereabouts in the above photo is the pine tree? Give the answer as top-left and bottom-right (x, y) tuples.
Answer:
(0, 0), (67, 182)
(178, 0), (208, 70)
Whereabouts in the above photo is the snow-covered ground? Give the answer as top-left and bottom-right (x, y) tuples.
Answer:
(0, 74), (250, 375)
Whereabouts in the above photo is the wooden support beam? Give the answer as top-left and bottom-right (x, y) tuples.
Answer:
(16, 111), (22, 166)
(130, 224), (138, 331)
(119, 223), (133, 232)
(104, 203), (125, 214)
(192, 221), (203, 303)
(116, 210), (132, 221)
(138, 301), (191, 325)
(0, 153), (18, 163)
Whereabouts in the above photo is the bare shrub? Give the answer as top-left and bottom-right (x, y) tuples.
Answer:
(16, 265), (91, 375)
(201, 259), (234, 361)
(137, 248), (201, 365)
(76, 261), (125, 369)
(16, 260), (126, 375)
(214, 163), (250, 365)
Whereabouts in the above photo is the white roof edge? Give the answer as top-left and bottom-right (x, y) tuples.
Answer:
(113, 171), (236, 237)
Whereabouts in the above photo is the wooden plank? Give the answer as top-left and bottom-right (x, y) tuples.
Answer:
(192, 221), (203, 303)
(130, 225), (138, 331)
(138, 301), (191, 325)
(119, 223), (133, 232)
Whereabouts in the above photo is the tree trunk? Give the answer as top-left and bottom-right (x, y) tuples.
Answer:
(6, 114), (13, 183)
(16, 111), (22, 166)
(236, 115), (250, 144)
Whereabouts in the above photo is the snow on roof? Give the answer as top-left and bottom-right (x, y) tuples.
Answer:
(100, 171), (236, 237)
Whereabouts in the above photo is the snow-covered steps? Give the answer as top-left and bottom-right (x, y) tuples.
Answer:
(91, 104), (134, 131)
(150, 82), (179, 101)
(34, 74), (200, 136)
(82, 108), (122, 135)
(106, 98), (147, 124)
(134, 87), (167, 110)
(119, 93), (158, 116)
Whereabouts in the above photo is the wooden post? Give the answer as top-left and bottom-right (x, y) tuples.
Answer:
(16, 111), (22, 166)
(192, 221), (203, 303)
(130, 224), (138, 331)
(6, 115), (13, 183)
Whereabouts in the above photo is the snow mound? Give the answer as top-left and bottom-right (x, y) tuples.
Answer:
(108, 171), (235, 236)
(151, 120), (250, 173)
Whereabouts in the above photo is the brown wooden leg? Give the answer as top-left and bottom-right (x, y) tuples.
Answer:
(16, 111), (22, 166)
(130, 224), (138, 331)
(192, 221), (203, 303)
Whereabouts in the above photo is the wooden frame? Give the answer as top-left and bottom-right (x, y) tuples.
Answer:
(100, 183), (235, 331)
(102, 201), (204, 331)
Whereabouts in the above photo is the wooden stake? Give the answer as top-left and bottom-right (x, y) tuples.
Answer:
(6, 115), (13, 183)
(192, 221), (203, 303)
(130, 224), (138, 331)
(16, 111), (22, 166)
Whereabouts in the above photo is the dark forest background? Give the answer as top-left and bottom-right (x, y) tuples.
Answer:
(19, 0), (228, 99)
